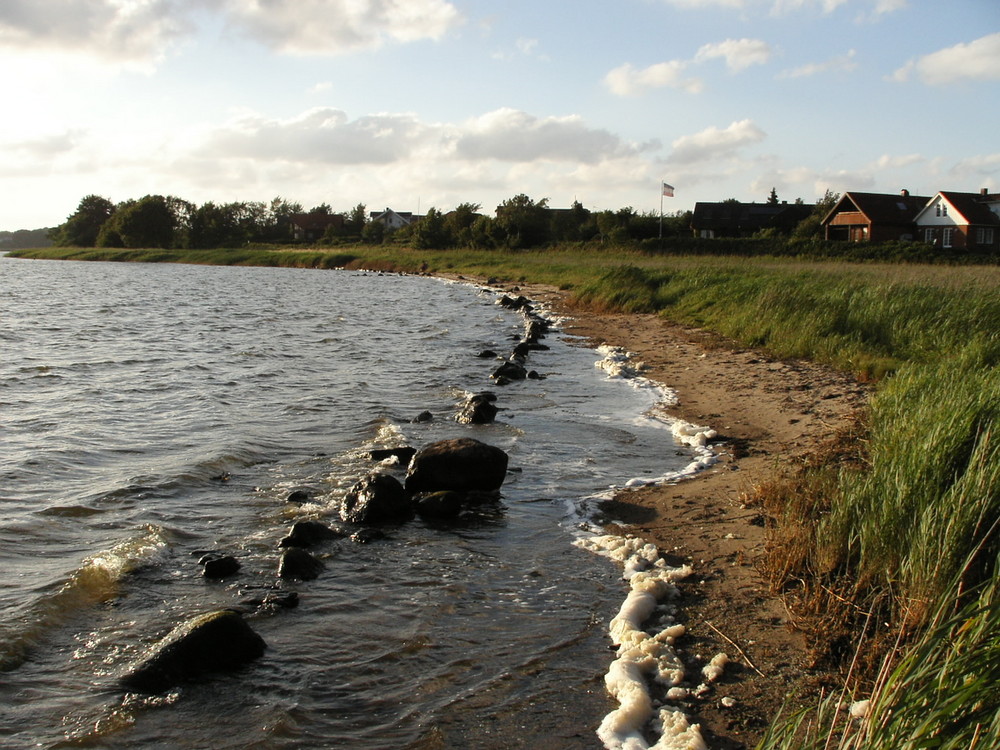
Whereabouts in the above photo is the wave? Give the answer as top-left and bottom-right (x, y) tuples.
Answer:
(0, 525), (169, 672)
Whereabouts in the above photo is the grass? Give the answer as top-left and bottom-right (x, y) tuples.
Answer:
(9, 242), (1000, 745)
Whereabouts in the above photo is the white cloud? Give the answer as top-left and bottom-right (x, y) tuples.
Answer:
(218, 0), (462, 55)
(605, 37), (768, 97)
(695, 38), (772, 71)
(668, 119), (766, 164)
(656, 0), (897, 13)
(0, 0), (190, 67)
(455, 108), (651, 163)
(604, 61), (703, 95)
(949, 153), (1000, 181)
(201, 108), (432, 165)
(0, 0), (462, 65)
(196, 106), (651, 169)
(779, 49), (857, 78)
(871, 153), (924, 170)
(892, 33), (1000, 85)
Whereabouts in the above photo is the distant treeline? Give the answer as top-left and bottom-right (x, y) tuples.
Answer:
(0, 228), (53, 250)
(36, 191), (994, 264)
(47, 192), (699, 251)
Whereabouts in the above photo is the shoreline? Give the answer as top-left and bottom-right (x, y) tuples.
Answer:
(483, 278), (871, 749)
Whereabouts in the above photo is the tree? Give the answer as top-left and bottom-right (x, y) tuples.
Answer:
(105, 195), (175, 248)
(550, 200), (593, 242)
(444, 202), (482, 247)
(52, 194), (115, 247)
(345, 203), (367, 235)
(767, 187), (779, 205)
(188, 201), (248, 248)
(412, 207), (449, 249)
(792, 189), (839, 239)
(495, 194), (549, 248)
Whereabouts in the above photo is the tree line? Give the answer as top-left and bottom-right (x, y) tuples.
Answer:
(49, 193), (698, 251)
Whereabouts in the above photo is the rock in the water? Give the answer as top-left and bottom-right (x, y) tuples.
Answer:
(240, 590), (299, 613)
(476, 350), (498, 359)
(278, 520), (342, 548)
(278, 547), (324, 580)
(413, 491), (465, 518)
(456, 393), (499, 425)
(201, 555), (240, 579)
(119, 610), (266, 693)
(405, 438), (509, 494)
(285, 488), (312, 504)
(350, 528), (387, 544)
(341, 473), (412, 524)
(368, 447), (417, 465)
(491, 360), (527, 382)
(412, 410), (433, 423)
(498, 294), (532, 311)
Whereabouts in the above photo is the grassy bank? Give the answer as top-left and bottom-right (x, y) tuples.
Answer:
(10, 244), (1000, 746)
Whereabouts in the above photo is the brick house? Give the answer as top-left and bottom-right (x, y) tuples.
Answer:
(822, 190), (930, 242)
(913, 190), (1000, 252)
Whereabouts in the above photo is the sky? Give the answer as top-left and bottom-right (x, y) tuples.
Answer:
(1, 0), (999, 231)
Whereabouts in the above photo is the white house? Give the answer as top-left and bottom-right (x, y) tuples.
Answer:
(913, 190), (1000, 252)
(369, 208), (420, 231)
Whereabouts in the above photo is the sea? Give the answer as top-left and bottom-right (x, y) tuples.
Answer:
(0, 257), (707, 749)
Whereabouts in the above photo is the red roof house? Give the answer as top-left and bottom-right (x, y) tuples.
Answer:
(822, 190), (930, 242)
(913, 190), (1000, 252)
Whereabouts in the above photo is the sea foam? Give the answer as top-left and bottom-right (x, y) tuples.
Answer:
(575, 534), (707, 750)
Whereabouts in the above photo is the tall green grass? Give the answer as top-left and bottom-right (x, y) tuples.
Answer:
(572, 264), (1000, 377)
(758, 555), (1000, 749)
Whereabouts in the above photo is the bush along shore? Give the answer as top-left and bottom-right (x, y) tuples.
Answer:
(10, 243), (1000, 747)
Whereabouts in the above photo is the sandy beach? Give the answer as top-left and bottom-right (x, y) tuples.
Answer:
(507, 281), (871, 749)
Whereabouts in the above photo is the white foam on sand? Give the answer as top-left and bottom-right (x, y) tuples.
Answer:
(575, 534), (708, 750)
(594, 345), (718, 489)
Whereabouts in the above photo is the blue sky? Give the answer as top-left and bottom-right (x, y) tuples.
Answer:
(1, 0), (998, 230)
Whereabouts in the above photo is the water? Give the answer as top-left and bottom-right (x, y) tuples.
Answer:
(0, 258), (698, 749)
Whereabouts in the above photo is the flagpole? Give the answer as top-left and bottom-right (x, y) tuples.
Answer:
(659, 181), (664, 240)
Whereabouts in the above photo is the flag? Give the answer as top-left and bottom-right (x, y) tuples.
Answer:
(662, 182), (675, 197)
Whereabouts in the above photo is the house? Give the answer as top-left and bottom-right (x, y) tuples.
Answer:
(913, 189), (1000, 252)
(290, 212), (344, 241)
(369, 208), (421, 231)
(690, 201), (813, 238)
(821, 190), (930, 242)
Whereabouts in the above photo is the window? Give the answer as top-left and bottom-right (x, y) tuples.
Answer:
(935, 204), (942, 217)
(943, 228), (954, 248)
(977, 227), (995, 245)
(925, 228), (936, 244)
(942, 203), (948, 216)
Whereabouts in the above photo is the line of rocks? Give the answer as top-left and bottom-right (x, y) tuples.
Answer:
(118, 285), (552, 695)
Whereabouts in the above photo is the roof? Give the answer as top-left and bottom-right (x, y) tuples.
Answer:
(937, 192), (1000, 226)
(823, 192), (930, 225)
(691, 201), (813, 231)
(290, 213), (344, 230)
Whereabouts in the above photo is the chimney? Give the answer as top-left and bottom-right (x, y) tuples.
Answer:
(983, 188), (990, 197)
(900, 189), (910, 197)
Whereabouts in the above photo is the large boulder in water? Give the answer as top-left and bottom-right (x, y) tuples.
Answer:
(341, 472), (412, 524)
(119, 610), (266, 693)
(405, 438), (509, 494)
